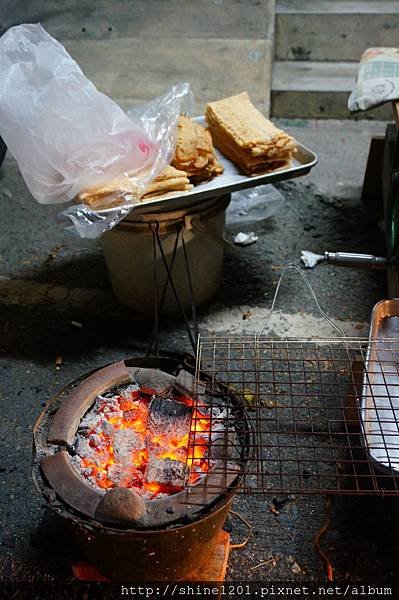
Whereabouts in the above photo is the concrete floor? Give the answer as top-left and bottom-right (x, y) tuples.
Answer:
(0, 0), (397, 591)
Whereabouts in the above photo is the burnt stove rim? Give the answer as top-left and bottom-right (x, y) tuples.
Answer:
(34, 451), (241, 534)
(34, 458), (239, 537)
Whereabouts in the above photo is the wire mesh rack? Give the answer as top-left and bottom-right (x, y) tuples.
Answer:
(185, 335), (399, 500)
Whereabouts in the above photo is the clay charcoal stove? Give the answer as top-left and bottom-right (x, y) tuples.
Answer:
(32, 355), (249, 581)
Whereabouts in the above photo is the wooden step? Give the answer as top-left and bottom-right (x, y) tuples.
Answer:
(276, 1), (399, 62)
(63, 37), (272, 114)
(1, 0), (274, 41)
(0, 0), (275, 115)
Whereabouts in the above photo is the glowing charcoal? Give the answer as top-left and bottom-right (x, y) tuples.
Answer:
(148, 397), (192, 440)
(72, 373), (218, 498)
(107, 463), (143, 488)
(113, 429), (146, 465)
(144, 457), (187, 488)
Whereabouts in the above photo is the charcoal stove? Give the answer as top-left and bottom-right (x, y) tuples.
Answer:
(33, 354), (251, 581)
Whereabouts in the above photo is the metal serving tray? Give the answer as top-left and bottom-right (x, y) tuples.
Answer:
(99, 117), (318, 216)
(361, 299), (399, 475)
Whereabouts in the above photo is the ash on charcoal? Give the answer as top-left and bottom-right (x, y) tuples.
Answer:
(200, 396), (230, 417)
(200, 406), (241, 460)
(74, 437), (92, 457)
(78, 396), (122, 433)
(148, 397), (192, 431)
(71, 455), (94, 479)
(175, 369), (209, 404)
(71, 454), (84, 471)
(100, 419), (114, 436)
(129, 367), (176, 394)
(175, 369), (195, 395)
(207, 406), (221, 418)
(119, 384), (140, 398)
(96, 396), (120, 413)
(113, 428), (145, 461)
(210, 409), (237, 438)
(108, 463), (143, 488)
(71, 375), (236, 499)
(144, 457), (187, 487)
(78, 412), (100, 433)
(209, 429), (240, 461)
(211, 407), (229, 422)
(88, 433), (105, 448)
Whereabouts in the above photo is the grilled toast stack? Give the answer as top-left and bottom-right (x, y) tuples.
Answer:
(172, 115), (224, 184)
(206, 92), (296, 176)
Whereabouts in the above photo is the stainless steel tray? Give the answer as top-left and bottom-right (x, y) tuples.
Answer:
(99, 117), (318, 216)
(361, 299), (399, 475)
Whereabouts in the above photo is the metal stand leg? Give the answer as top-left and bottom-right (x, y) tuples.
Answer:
(146, 220), (199, 356)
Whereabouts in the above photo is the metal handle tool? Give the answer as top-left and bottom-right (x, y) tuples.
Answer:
(324, 252), (388, 270)
(256, 263), (345, 339)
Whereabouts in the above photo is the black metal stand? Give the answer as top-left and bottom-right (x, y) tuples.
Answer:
(145, 220), (199, 357)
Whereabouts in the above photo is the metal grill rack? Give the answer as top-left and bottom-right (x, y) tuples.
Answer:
(187, 335), (399, 499)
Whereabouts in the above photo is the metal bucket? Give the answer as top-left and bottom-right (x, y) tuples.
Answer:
(67, 491), (234, 581)
(101, 194), (230, 316)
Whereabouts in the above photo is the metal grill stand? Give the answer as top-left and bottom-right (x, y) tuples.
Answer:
(187, 267), (399, 501)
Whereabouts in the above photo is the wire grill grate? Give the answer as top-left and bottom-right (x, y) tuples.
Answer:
(185, 336), (399, 501)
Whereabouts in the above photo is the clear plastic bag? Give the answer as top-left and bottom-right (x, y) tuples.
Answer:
(226, 184), (285, 227)
(0, 24), (192, 237)
(63, 82), (193, 238)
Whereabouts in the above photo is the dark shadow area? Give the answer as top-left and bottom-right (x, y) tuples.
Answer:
(0, 304), (194, 363)
(0, 137), (6, 166)
(30, 253), (110, 290)
(329, 496), (399, 580)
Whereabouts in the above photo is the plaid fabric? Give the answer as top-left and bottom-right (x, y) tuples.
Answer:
(363, 60), (399, 81)
(348, 47), (399, 112)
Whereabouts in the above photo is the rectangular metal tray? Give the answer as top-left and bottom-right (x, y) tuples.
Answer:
(99, 117), (318, 216)
(361, 299), (399, 475)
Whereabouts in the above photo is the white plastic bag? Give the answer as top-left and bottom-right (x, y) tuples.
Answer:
(226, 184), (285, 227)
(0, 24), (192, 237)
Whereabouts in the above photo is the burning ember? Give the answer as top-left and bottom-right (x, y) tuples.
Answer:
(72, 381), (212, 499)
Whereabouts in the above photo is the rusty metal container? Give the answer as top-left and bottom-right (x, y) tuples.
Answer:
(66, 489), (235, 581)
